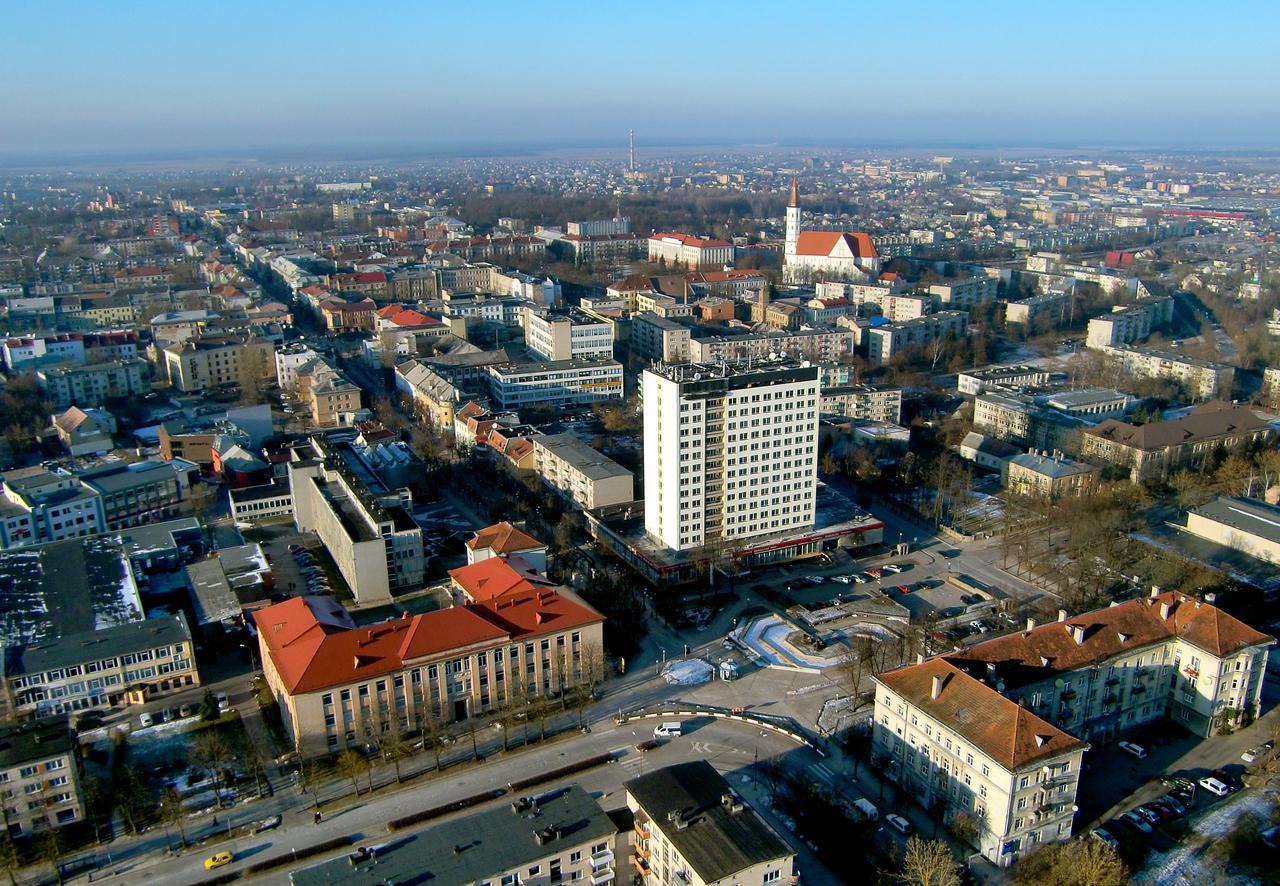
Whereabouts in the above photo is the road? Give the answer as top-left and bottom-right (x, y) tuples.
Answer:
(57, 717), (842, 886)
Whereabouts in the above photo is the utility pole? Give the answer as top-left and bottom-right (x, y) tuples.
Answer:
(628, 129), (635, 175)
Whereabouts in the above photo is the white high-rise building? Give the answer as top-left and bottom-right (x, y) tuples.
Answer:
(643, 360), (820, 552)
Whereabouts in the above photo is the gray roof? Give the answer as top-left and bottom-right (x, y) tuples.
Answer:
(625, 761), (792, 884)
(1044, 388), (1129, 409)
(0, 537), (142, 649)
(289, 786), (616, 886)
(534, 434), (632, 481)
(79, 460), (176, 494)
(6, 613), (191, 677)
(1191, 497), (1280, 545)
(1008, 452), (1096, 479)
(0, 718), (74, 768)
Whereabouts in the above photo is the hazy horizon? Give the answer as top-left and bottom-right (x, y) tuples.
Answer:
(5, 1), (1278, 160)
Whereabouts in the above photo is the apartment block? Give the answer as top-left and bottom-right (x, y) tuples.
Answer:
(1005, 290), (1069, 327)
(1105, 345), (1235, 401)
(162, 334), (276, 393)
(1085, 297), (1174, 350)
(626, 761), (795, 886)
(866, 312), (969, 365)
(632, 312), (692, 363)
(819, 384), (903, 424)
(486, 359), (624, 410)
(37, 359), (147, 408)
(929, 276), (997, 308)
(524, 306), (615, 362)
(288, 435), (424, 606)
(254, 588), (604, 756)
(531, 434), (634, 511)
(0, 719), (85, 836)
(643, 360), (818, 552)
(874, 592), (1272, 867)
(689, 328), (856, 363)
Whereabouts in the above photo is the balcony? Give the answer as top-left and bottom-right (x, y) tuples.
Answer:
(590, 870), (615, 885)
(629, 854), (651, 875)
(592, 849), (615, 867)
(634, 821), (651, 840)
(633, 844), (651, 860)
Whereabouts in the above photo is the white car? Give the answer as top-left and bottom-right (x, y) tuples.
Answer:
(832, 575), (853, 584)
(1118, 741), (1147, 759)
(884, 813), (912, 835)
(138, 712), (154, 728)
(1242, 746), (1262, 763)
(850, 573), (868, 584)
(882, 564), (904, 574)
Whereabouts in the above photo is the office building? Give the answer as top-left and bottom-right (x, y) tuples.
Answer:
(487, 360), (624, 410)
(957, 366), (1055, 397)
(290, 785), (617, 886)
(524, 306), (615, 362)
(647, 233), (734, 270)
(254, 588), (604, 756)
(643, 360), (818, 552)
(568, 216), (631, 237)
(1006, 452), (1099, 499)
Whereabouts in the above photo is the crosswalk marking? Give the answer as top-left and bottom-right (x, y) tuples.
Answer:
(811, 764), (837, 783)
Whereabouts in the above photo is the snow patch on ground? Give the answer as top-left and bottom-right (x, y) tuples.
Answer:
(661, 658), (714, 686)
(1135, 787), (1278, 886)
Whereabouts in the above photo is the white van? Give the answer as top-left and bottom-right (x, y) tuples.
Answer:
(653, 722), (683, 739)
(1198, 776), (1231, 797)
(1118, 741), (1147, 759)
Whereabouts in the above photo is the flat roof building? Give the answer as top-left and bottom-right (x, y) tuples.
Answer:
(1183, 497), (1280, 565)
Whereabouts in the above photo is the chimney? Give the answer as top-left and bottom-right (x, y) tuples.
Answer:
(1149, 587), (1160, 599)
(931, 674), (943, 700)
(1159, 602), (1171, 620)
(1026, 617), (1036, 633)
(916, 653), (925, 665)
(1070, 625), (1085, 645)
(1057, 609), (1068, 622)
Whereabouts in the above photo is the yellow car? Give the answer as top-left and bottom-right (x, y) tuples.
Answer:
(204, 851), (234, 870)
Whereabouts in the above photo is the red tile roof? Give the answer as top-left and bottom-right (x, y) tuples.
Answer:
(793, 231), (878, 259)
(253, 587), (602, 694)
(448, 557), (538, 602)
(650, 232), (732, 249)
(466, 522), (545, 556)
(878, 658), (1085, 770)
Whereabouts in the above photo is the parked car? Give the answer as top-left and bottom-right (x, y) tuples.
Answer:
(287, 544), (305, 554)
(896, 585), (911, 595)
(1198, 776), (1231, 798)
(216, 692), (231, 713)
(804, 575), (826, 585)
(1119, 811), (1153, 833)
(864, 569), (882, 579)
(653, 722), (683, 739)
(138, 712), (154, 728)
(832, 575), (853, 584)
(884, 813), (912, 835)
(882, 564), (904, 574)
(1090, 828), (1119, 849)
(850, 573), (868, 584)
(1242, 746), (1264, 763)
(1118, 741), (1147, 759)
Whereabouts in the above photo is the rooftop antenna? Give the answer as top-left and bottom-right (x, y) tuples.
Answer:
(629, 128), (636, 175)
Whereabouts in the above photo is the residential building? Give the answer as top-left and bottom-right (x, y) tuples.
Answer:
(0, 719), (84, 835)
(288, 435), (424, 606)
(1085, 297), (1174, 350)
(647, 232), (734, 270)
(6, 613), (198, 717)
(1006, 451), (1099, 499)
(531, 434), (634, 510)
(643, 360), (818, 551)
(2, 333), (86, 369)
(1005, 290), (1070, 327)
(874, 592), (1273, 866)
(0, 466), (104, 549)
(307, 362), (363, 428)
(486, 359), (624, 410)
(1080, 402), (1272, 481)
(1183, 497), (1280, 564)
(1262, 367), (1280, 410)
(37, 359), (147, 408)
(52, 406), (115, 457)
(689, 328), (856, 363)
(559, 232), (646, 264)
(163, 334), (276, 393)
(289, 785), (617, 886)
(274, 343), (322, 392)
(319, 297), (377, 332)
(866, 312), (969, 365)
(958, 366), (1055, 397)
(1105, 345), (1235, 401)
(783, 178), (880, 284)
(957, 431), (1020, 478)
(394, 359), (463, 429)
(929, 276), (998, 309)
(465, 521), (548, 574)
(524, 306), (615, 362)
(253, 587), (604, 755)
(973, 392), (1088, 453)
(632, 312), (691, 363)
(819, 384), (902, 424)
(626, 760), (795, 886)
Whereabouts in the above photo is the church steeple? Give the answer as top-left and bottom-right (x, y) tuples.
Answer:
(785, 177), (800, 257)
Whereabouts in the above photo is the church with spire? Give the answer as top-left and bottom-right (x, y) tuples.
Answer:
(782, 176), (881, 284)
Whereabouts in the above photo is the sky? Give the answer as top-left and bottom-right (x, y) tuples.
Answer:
(3, 1), (1278, 158)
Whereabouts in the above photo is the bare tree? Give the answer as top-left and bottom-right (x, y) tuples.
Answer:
(335, 750), (369, 798)
(161, 787), (188, 847)
(381, 727), (408, 784)
(898, 836), (961, 886)
(191, 732), (234, 799)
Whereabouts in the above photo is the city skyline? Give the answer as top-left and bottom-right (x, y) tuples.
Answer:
(4, 1), (1279, 158)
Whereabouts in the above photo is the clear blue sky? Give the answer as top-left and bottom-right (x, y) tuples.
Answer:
(3, 1), (1277, 155)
